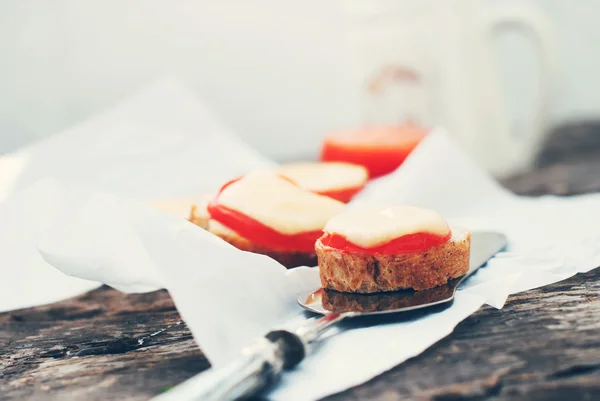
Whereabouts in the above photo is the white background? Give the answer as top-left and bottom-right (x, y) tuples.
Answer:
(0, 0), (597, 161)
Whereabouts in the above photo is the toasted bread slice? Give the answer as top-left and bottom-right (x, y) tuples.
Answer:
(208, 220), (317, 268)
(148, 193), (214, 230)
(320, 123), (427, 178)
(188, 198), (211, 230)
(149, 193), (214, 230)
(203, 171), (345, 268)
(148, 197), (198, 220)
(316, 227), (470, 293)
(184, 192), (215, 230)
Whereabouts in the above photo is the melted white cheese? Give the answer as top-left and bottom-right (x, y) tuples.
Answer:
(148, 192), (214, 220)
(278, 162), (368, 193)
(217, 171), (346, 235)
(148, 198), (195, 219)
(324, 205), (450, 248)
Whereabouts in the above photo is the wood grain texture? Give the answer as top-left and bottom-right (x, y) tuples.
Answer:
(501, 122), (600, 196)
(325, 270), (600, 401)
(2, 122), (600, 400)
(1, 289), (209, 400)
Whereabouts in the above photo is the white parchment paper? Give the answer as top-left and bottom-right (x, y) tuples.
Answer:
(0, 78), (271, 312)
(26, 129), (600, 400)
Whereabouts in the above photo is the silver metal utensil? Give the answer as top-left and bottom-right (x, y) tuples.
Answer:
(155, 231), (507, 401)
(299, 230), (508, 316)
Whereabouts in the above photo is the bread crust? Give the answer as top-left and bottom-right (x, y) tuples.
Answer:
(189, 204), (210, 230)
(208, 221), (317, 269)
(187, 192), (217, 230)
(317, 229), (470, 292)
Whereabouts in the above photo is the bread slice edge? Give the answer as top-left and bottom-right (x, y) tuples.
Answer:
(317, 227), (471, 293)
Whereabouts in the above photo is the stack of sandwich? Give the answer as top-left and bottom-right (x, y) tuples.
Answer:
(151, 124), (471, 294)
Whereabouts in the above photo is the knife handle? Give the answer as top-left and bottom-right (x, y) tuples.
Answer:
(177, 331), (305, 401)
(159, 315), (348, 401)
(194, 338), (279, 400)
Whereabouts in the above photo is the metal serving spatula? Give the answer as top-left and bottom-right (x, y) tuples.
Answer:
(153, 231), (507, 401)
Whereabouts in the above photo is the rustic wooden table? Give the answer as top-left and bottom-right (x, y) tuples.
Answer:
(3, 124), (600, 401)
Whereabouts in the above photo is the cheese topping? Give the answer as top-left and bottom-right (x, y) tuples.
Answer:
(324, 205), (450, 249)
(149, 192), (214, 220)
(148, 197), (195, 220)
(278, 162), (368, 192)
(217, 171), (346, 235)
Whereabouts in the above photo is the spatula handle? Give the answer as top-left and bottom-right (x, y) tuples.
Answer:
(152, 337), (281, 401)
(158, 330), (306, 401)
(153, 315), (352, 401)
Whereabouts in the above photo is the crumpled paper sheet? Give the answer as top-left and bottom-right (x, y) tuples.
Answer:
(0, 78), (271, 312)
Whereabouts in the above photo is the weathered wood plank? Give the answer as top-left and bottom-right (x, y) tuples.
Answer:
(325, 269), (600, 401)
(1, 289), (208, 400)
(501, 122), (600, 196)
(3, 270), (600, 400)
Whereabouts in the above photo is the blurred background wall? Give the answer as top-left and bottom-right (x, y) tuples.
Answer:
(0, 0), (597, 162)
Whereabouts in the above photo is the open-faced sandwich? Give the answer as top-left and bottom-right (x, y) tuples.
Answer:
(320, 123), (427, 178)
(148, 197), (198, 220)
(278, 161), (368, 203)
(206, 171), (346, 268)
(187, 192), (215, 230)
(149, 193), (215, 230)
(316, 205), (470, 292)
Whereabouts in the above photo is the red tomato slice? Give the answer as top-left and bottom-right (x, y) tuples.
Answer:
(207, 177), (323, 253)
(318, 231), (451, 255)
(320, 124), (427, 178)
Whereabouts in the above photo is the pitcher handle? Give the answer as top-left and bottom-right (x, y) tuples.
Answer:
(481, 3), (559, 168)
